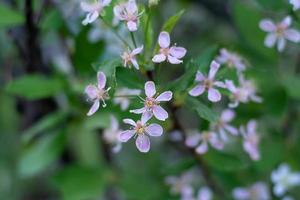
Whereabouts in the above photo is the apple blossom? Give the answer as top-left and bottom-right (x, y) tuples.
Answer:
(216, 48), (246, 74)
(130, 81), (173, 121)
(121, 45), (143, 69)
(240, 120), (260, 161)
(189, 60), (226, 102)
(152, 31), (187, 64)
(118, 114), (163, 153)
(113, 0), (142, 32)
(232, 182), (270, 200)
(103, 115), (123, 153)
(271, 163), (300, 197)
(80, 0), (111, 25)
(84, 71), (110, 116)
(259, 16), (300, 52)
(113, 88), (141, 110)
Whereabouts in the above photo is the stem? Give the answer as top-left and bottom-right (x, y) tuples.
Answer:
(130, 32), (137, 48)
(100, 17), (132, 49)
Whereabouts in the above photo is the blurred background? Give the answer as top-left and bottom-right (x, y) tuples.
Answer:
(1, 0), (300, 199)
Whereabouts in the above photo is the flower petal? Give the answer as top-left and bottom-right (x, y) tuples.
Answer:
(169, 46), (187, 59)
(185, 134), (201, 148)
(113, 5), (126, 20)
(195, 142), (208, 154)
(280, 16), (292, 29)
(168, 55), (182, 64)
(126, 0), (138, 14)
(277, 37), (286, 52)
(158, 31), (170, 48)
(152, 54), (166, 63)
(119, 130), (135, 142)
(264, 33), (277, 48)
(145, 81), (156, 97)
(195, 71), (205, 82)
(224, 125), (239, 136)
(131, 58), (139, 70)
(97, 71), (106, 89)
(132, 45), (144, 55)
(189, 84), (205, 97)
(156, 91), (173, 102)
(85, 85), (98, 99)
(136, 135), (150, 153)
(123, 118), (136, 126)
(284, 29), (300, 42)
(145, 123), (163, 137)
(87, 100), (100, 116)
(208, 88), (221, 102)
(153, 105), (168, 121)
(141, 111), (153, 125)
(101, 0), (112, 6)
(208, 60), (220, 79)
(259, 19), (276, 32)
(130, 107), (146, 114)
(221, 109), (235, 122)
(127, 21), (138, 32)
(82, 11), (99, 25)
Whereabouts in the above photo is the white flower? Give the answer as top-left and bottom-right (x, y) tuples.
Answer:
(113, 0), (141, 32)
(113, 88), (141, 110)
(259, 16), (300, 52)
(103, 115), (123, 153)
(80, 0), (111, 25)
(216, 48), (246, 74)
(232, 182), (270, 200)
(271, 163), (300, 197)
(289, 0), (300, 10)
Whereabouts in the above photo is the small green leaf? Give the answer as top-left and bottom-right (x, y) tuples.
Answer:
(53, 165), (107, 200)
(0, 4), (24, 28)
(186, 97), (219, 123)
(5, 74), (64, 100)
(18, 132), (65, 178)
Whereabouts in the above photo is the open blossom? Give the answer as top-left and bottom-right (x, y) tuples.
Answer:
(212, 109), (238, 142)
(80, 0), (111, 25)
(271, 163), (300, 197)
(130, 81), (173, 121)
(225, 76), (261, 108)
(216, 48), (246, 74)
(103, 115), (123, 153)
(121, 45), (143, 69)
(113, 0), (141, 31)
(289, 0), (300, 10)
(186, 131), (224, 154)
(232, 182), (270, 200)
(259, 16), (300, 52)
(189, 61), (226, 102)
(240, 120), (260, 161)
(152, 31), (187, 64)
(118, 114), (163, 153)
(84, 71), (110, 116)
(113, 88), (141, 110)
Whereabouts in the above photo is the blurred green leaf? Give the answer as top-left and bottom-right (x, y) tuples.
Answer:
(282, 74), (300, 100)
(115, 67), (144, 89)
(255, 0), (287, 10)
(22, 111), (68, 143)
(0, 4), (24, 28)
(5, 74), (64, 100)
(19, 132), (65, 178)
(53, 165), (107, 200)
(186, 97), (218, 123)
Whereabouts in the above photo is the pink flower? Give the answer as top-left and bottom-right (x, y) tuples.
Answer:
(152, 31), (187, 64)
(130, 81), (173, 121)
(165, 171), (195, 197)
(216, 48), (246, 73)
(259, 16), (300, 52)
(103, 115), (123, 153)
(186, 131), (224, 154)
(232, 182), (269, 200)
(197, 187), (213, 200)
(189, 60), (226, 102)
(81, 0), (111, 25)
(121, 45), (143, 69)
(239, 75), (262, 104)
(113, 88), (141, 110)
(118, 114), (163, 153)
(84, 71), (110, 116)
(289, 0), (300, 11)
(113, 0), (141, 32)
(212, 109), (238, 142)
(240, 120), (260, 161)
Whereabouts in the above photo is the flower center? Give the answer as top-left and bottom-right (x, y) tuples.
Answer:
(203, 79), (213, 89)
(135, 122), (145, 134)
(202, 132), (211, 141)
(145, 97), (157, 108)
(276, 25), (285, 36)
(121, 52), (132, 63)
(160, 48), (170, 56)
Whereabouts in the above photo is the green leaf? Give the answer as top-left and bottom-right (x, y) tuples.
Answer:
(0, 4), (24, 28)
(255, 0), (287, 10)
(18, 132), (65, 178)
(5, 74), (64, 100)
(53, 165), (107, 200)
(22, 111), (68, 143)
(203, 150), (249, 172)
(282, 74), (300, 100)
(185, 97), (219, 123)
(115, 67), (144, 89)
